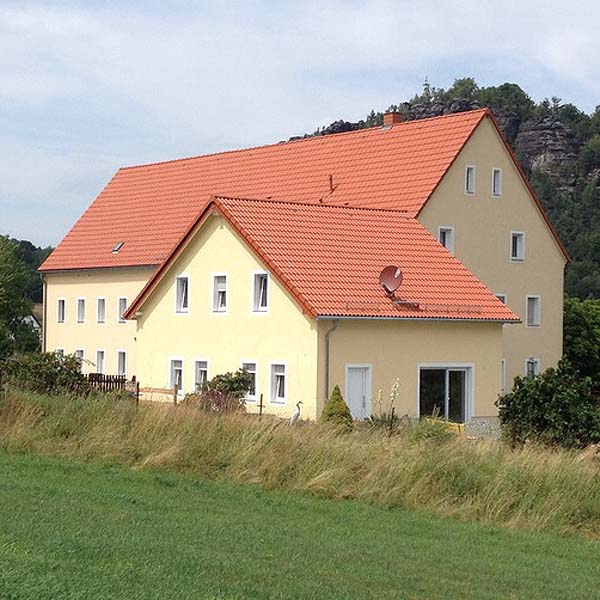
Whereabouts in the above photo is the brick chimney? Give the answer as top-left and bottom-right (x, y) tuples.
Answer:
(383, 111), (403, 127)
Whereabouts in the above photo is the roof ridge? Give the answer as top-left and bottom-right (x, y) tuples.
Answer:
(213, 194), (413, 216)
(120, 108), (490, 172)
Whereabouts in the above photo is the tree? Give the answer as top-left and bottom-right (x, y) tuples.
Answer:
(496, 359), (600, 448)
(564, 296), (600, 383)
(0, 236), (39, 359)
(321, 385), (353, 431)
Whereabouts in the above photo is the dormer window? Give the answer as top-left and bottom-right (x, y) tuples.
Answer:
(175, 276), (189, 313)
(253, 273), (269, 311)
(465, 165), (475, 195)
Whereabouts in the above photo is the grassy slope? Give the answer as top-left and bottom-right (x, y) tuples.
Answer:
(2, 392), (600, 538)
(0, 452), (598, 600)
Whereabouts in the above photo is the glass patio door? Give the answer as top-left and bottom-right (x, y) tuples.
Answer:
(419, 367), (468, 423)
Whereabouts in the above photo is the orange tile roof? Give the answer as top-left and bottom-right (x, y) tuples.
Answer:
(126, 196), (519, 322)
(40, 109), (491, 272)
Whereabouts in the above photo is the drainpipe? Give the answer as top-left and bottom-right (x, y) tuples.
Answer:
(324, 319), (339, 400)
(41, 275), (47, 352)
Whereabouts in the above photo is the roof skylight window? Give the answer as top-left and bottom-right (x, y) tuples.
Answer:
(112, 242), (124, 253)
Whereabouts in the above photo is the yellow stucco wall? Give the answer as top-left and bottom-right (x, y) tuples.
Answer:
(320, 319), (503, 419)
(134, 214), (320, 419)
(419, 117), (566, 390)
(43, 268), (153, 376)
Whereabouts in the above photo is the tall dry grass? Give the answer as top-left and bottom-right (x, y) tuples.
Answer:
(1, 390), (599, 538)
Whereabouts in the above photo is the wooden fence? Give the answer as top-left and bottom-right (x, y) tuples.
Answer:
(84, 373), (140, 403)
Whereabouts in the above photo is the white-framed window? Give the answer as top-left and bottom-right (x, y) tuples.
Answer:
(57, 298), (66, 323)
(525, 357), (541, 377)
(270, 363), (286, 404)
(170, 359), (183, 393)
(212, 274), (227, 313)
(75, 349), (84, 372)
(526, 295), (541, 327)
(242, 361), (257, 401)
(492, 168), (502, 197)
(118, 297), (127, 323)
(495, 293), (507, 304)
(501, 358), (507, 394)
(117, 351), (127, 377)
(510, 231), (525, 262)
(175, 275), (189, 313)
(77, 298), (86, 323)
(437, 226), (454, 254)
(465, 165), (476, 195)
(97, 298), (106, 323)
(194, 359), (209, 391)
(96, 350), (105, 374)
(253, 273), (269, 312)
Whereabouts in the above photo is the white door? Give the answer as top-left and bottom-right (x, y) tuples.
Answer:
(345, 365), (371, 419)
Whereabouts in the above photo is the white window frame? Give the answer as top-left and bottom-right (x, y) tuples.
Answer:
(118, 297), (128, 324)
(495, 293), (507, 304)
(525, 295), (541, 328)
(96, 297), (106, 324)
(241, 359), (257, 402)
(169, 357), (184, 396)
(416, 363), (475, 422)
(96, 349), (105, 374)
(193, 357), (210, 392)
(492, 167), (502, 197)
(57, 298), (66, 323)
(501, 358), (507, 394)
(252, 272), (269, 313)
(76, 297), (86, 323)
(437, 226), (455, 254)
(117, 350), (127, 377)
(175, 274), (190, 314)
(510, 231), (526, 262)
(524, 357), (541, 377)
(465, 165), (476, 195)
(269, 362), (287, 404)
(212, 273), (228, 314)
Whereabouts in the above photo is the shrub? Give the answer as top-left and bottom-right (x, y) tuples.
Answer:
(1, 351), (87, 394)
(205, 369), (253, 398)
(496, 358), (600, 448)
(183, 389), (246, 414)
(182, 368), (252, 414)
(321, 385), (353, 431)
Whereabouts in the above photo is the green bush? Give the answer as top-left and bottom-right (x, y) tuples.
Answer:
(321, 385), (353, 431)
(1, 351), (87, 395)
(496, 358), (600, 448)
(182, 368), (252, 414)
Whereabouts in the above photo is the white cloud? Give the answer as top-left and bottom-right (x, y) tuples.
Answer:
(1, 0), (599, 244)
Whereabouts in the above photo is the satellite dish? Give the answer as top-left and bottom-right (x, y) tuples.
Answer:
(379, 265), (403, 296)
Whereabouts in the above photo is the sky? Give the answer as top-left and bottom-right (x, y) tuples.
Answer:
(2, 0), (600, 247)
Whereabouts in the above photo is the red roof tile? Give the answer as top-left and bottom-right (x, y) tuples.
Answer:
(126, 196), (519, 322)
(40, 110), (490, 272)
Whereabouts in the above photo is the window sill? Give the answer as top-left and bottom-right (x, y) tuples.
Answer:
(510, 258), (524, 263)
(269, 399), (286, 405)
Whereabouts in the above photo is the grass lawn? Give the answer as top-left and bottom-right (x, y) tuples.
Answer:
(0, 451), (598, 600)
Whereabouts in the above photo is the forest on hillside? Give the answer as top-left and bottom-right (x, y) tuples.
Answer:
(307, 78), (600, 300)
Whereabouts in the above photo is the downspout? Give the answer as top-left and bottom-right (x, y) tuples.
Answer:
(324, 318), (339, 400)
(41, 275), (47, 352)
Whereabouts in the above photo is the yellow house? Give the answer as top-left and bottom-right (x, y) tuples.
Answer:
(40, 108), (566, 427)
(124, 196), (516, 425)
